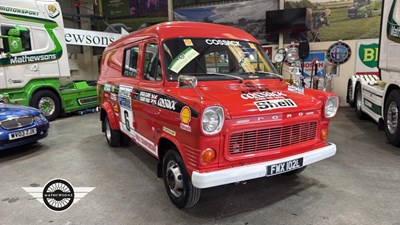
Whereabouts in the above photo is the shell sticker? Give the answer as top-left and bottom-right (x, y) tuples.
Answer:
(180, 106), (192, 132)
(180, 106), (191, 124)
(183, 39), (193, 46)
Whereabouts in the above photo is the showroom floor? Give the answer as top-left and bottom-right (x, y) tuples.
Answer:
(0, 107), (399, 225)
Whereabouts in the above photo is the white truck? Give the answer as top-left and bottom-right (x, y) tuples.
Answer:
(0, 0), (98, 121)
(347, 0), (400, 145)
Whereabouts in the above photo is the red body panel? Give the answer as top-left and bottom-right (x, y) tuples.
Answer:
(98, 22), (337, 177)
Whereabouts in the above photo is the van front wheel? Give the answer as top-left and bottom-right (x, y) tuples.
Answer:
(162, 149), (201, 208)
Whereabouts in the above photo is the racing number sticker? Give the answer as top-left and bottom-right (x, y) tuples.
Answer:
(119, 86), (135, 138)
(124, 110), (131, 131)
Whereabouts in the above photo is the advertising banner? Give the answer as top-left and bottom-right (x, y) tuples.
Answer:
(174, 0), (278, 42)
(103, 0), (167, 18)
(284, 0), (383, 42)
(303, 52), (325, 77)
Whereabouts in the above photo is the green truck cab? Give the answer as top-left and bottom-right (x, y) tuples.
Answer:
(0, 0), (98, 121)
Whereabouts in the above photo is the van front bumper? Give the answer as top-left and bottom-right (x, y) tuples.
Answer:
(191, 143), (336, 189)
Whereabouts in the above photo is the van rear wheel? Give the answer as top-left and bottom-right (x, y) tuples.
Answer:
(162, 149), (201, 208)
(104, 117), (121, 147)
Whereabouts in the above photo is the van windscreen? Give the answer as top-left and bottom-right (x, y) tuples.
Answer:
(162, 38), (278, 81)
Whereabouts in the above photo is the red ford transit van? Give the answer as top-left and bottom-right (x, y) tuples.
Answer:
(98, 22), (338, 208)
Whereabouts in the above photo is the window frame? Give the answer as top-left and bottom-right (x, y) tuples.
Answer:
(142, 42), (162, 82)
(1, 25), (32, 53)
(122, 45), (140, 78)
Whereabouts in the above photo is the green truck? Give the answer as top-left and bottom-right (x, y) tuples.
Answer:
(0, 0), (98, 121)
(348, 0), (382, 19)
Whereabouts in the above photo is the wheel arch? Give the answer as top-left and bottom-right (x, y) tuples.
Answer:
(157, 136), (182, 178)
(29, 86), (63, 108)
(100, 101), (119, 130)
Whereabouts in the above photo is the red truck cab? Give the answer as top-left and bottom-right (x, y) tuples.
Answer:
(98, 22), (338, 208)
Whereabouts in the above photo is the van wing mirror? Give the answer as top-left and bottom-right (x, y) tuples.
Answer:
(178, 75), (198, 88)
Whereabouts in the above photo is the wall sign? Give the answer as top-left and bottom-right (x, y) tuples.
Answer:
(355, 39), (379, 76)
(303, 52), (326, 77)
(326, 41), (351, 65)
(64, 28), (129, 47)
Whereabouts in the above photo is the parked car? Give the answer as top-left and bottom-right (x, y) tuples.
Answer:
(0, 102), (49, 150)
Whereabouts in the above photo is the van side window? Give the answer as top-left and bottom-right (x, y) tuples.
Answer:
(123, 46), (139, 77)
(143, 43), (161, 81)
(1, 25), (32, 53)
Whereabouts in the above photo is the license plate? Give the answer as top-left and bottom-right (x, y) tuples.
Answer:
(266, 158), (304, 177)
(8, 128), (37, 140)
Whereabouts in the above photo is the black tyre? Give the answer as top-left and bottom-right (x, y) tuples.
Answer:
(103, 117), (121, 147)
(283, 166), (307, 176)
(30, 90), (60, 121)
(162, 149), (201, 208)
(384, 90), (400, 146)
(347, 80), (355, 107)
(355, 84), (367, 119)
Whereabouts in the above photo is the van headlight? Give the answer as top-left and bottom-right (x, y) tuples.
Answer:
(324, 96), (339, 118)
(202, 106), (224, 135)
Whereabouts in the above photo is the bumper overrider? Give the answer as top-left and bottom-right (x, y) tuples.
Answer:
(191, 143), (336, 189)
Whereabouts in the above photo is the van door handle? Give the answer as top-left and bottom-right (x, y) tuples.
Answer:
(31, 64), (38, 72)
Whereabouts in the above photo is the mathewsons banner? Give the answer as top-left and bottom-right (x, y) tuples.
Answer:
(355, 39), (379, 76)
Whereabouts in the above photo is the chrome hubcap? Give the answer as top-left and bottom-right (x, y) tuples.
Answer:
(105, 119), (112, 141)
(166, 160), (184, 198)
(38, 97), (55, 116)
(387, 102), (398, 134)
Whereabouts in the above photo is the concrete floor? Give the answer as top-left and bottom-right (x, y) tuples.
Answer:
(1, 107), (400, 225)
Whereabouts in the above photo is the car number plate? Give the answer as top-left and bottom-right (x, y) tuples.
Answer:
(266, 158), (304, 177)
(8, 128), (37, 140)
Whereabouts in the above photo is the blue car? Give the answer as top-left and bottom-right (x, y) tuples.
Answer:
(0, 103), (49, 150)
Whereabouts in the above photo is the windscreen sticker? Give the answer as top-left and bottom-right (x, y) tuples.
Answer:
(254, 99), (297, 111)
(183, 39), (193, 46)
(249, 43), (256, 49)
(205, 39), (241, 46)
(241, 91), (287, 100)
(168, 47), (199, 73)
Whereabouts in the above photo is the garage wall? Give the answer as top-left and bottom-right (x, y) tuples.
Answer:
(275, 40), (357, 107)
(59, 1), (100, 84)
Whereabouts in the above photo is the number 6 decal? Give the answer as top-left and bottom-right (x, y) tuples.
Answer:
(124, 110), (130, 131)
